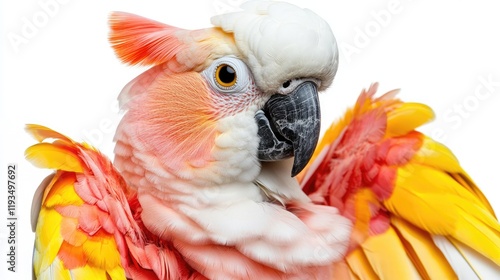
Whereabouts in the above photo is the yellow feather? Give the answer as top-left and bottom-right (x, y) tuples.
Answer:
(453, 208), (500, 263)
(395, 164), (486, 207)
(412, 137), (462, 173)
(25, 143), (84, 173)
(449, 172), (496, 217)
(26, 124), (74, 143)
(411, 137), (496, 215)
(411, 137), (494, 215)
(346, 247), (379, 279)
(83, 230), (123, 271)
(391, 216), (457, 279)
(384, 166), (500, 265)
(386, 102), (434, 137)
(35, 208), (64, 275)
(44, 173), (84, 208)
(360, 227), (420, 279)
(106, 265), (127, 280)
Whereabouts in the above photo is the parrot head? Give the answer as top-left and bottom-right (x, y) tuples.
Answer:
(111, 0), (338, 185)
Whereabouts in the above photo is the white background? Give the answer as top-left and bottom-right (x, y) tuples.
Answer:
(1, 0), (499, 279)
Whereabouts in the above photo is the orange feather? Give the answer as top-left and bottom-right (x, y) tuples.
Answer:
(109, 12), (236, 71)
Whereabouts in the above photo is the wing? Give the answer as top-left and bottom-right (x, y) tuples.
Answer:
(26, 124), (191, 280)
(299, 84), (500, 279)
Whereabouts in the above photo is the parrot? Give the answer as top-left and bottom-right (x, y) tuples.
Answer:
(26, 1), (500, 279)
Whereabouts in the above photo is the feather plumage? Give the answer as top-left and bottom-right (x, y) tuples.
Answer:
(27, 125), (193, 280)
(299, 83), (500, 279)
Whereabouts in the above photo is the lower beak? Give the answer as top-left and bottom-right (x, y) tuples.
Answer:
(255, 81), (321, 177)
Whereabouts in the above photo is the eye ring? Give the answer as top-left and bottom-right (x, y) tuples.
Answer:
(215, 63), (237, 89)
(202, 56), (251, 95)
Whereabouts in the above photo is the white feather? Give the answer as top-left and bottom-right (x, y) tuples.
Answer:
(433, 236), (500, 279)
(256, 158), (311, 204)
(211, 0), (338, 93)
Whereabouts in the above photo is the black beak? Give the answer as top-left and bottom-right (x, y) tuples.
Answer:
(255, 81), (321, 177)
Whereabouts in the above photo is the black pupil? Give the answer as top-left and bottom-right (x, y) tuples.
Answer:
(219, 65), (236, 84)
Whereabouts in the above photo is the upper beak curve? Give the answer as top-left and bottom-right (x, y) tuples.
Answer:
(255, 81), (321, 177)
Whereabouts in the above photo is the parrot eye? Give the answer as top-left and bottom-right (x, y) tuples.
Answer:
(215, 64), (237, 88)
(203, 56), (253, 95)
